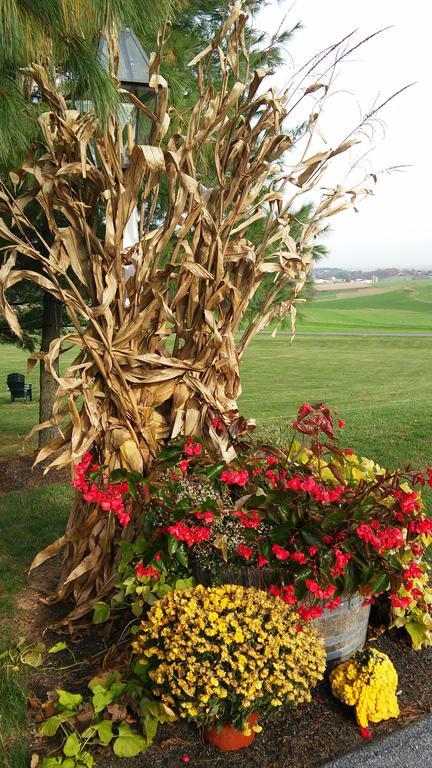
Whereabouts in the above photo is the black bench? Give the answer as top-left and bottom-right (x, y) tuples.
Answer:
(6, 373), (32, 402)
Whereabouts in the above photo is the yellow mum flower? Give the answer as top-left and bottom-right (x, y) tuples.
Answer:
(133, 585), (325, 732)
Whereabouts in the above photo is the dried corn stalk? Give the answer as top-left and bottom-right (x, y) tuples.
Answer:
(0, 2), (373, 616)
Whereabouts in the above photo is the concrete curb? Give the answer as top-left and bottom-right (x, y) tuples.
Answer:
(322, 716), (432, 768)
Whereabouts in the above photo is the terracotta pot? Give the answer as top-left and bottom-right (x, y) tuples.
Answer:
(204, 712), (259, 751)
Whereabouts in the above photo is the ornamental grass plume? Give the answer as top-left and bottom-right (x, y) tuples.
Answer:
(132, 584), (326, 734)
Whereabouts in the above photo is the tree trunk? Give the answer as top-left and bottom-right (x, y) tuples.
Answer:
(38, 291), (61, 449)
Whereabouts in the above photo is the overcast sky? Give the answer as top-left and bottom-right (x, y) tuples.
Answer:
(256, 0), (431, 270)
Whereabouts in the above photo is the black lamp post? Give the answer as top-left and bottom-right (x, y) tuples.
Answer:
(97, 28), (153, 163)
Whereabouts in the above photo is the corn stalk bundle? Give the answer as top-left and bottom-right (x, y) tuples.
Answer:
(0, 2), (371, 617)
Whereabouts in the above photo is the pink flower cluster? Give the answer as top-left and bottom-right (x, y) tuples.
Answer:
(269, 584), (297, 606)
(329, 548), (351, 577)
(271, 544), (306, 564)
(195, 511), (214, 523)
(297, 605), (324, 621)
(183, 438), (202, 457)
(305, 580), (336, 600)
(72, 453), (131, 527)
(389, 594), (411, 610)
(136, 563), (159, 581)
(220, 469), (249, 486)
(409, 518), (432, 536)
(287, 475), (345, 504)
(168, 520), (211, 547)
(394, 489), (421, 519)
(233, 509), (261, 529)
(236, 543), (253, 560)
(356, 523), (404, 552)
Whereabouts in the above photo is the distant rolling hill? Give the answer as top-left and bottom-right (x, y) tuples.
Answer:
(297, 279), (432, 333)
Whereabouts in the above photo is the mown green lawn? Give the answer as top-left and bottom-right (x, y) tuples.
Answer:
(240, 335), (432, 475)
(0, 345), (75, 456)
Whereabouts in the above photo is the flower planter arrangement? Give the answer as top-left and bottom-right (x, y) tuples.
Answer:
(132, 584), (326, 747)
(79, 402), (432, 654)
(36, 402), (432, 761)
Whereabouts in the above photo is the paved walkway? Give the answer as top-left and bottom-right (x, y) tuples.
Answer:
(322, 716), (432, 768)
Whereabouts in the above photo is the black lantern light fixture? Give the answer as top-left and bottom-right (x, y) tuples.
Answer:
(97, 28), (154, 164)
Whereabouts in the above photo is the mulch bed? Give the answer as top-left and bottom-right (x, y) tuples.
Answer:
(20, 557), (432, 768)
(0, 453), (69, 495)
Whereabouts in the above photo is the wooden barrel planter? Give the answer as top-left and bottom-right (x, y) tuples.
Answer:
(193, 564), (370, 662)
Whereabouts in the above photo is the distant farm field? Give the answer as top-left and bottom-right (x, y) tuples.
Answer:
(298, 278), (432, 333)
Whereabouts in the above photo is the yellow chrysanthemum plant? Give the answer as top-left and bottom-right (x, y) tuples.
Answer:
(132, 584), (326, 741)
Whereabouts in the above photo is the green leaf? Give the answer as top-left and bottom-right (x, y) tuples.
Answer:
(81, 726), (97, 739)
(109, 468), (128, 482)
(79, 751), (95, 768)
(39, 715), (63, 737)
(41, 758), (63, 767)
(63, 732), (81, 757)
(144, 590), (157, 605)
(142, 714), (158, 746)
(175, 548), (188, 568)
(167, 534), (179, 555)
(92, 686), (114, 714)
(131, 601), (143, 617)
(322, 509), (346, 530)
(48, 642), (68, 654)
(146, 700), (177, 724)
(406, 621), (429, 650)
(157, 446), (183, 461)
(132, 660), (149, 682)
(21, 642), (46, 667)
(156, 584), (172, 597)
(174, 577), (194, 591)
(205, 462), (225, 479)
(343, 560), (358, 595)
(93, 601), (111, 624)
(301, 529), (322, 547)
(366, 570), (390, 596)
(113, 724), (147, 757)
(124, 576), (137, 597)
(269, 522), (295, 543)
(95, 719), (114, 746)
(57, 690), (83, 711)
(89, 671), (121, 691)
(111, 682), (127, 699)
